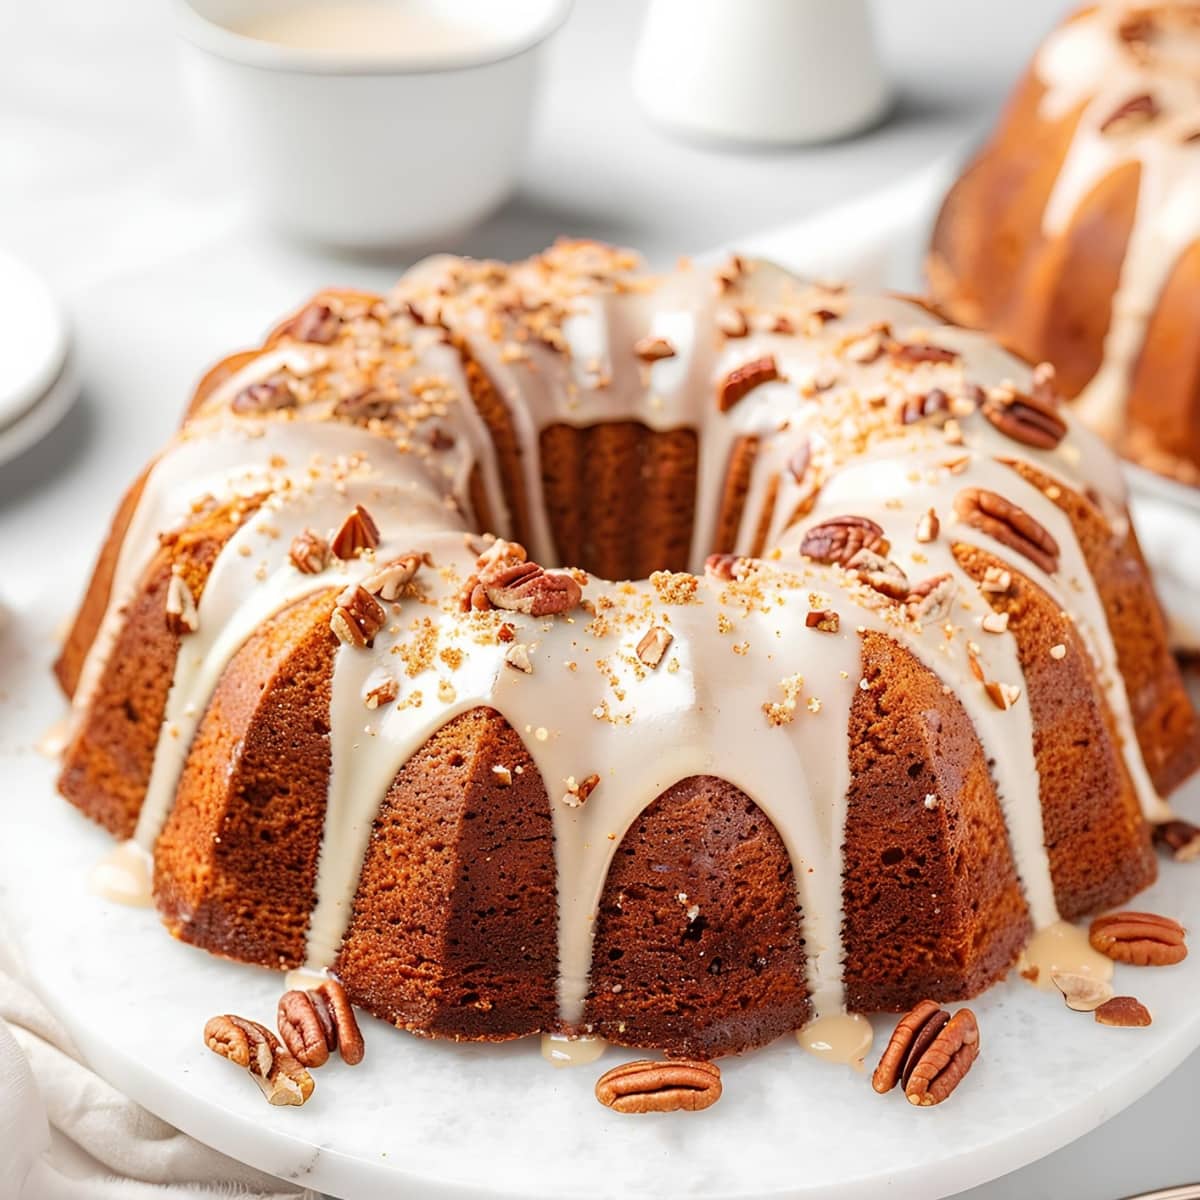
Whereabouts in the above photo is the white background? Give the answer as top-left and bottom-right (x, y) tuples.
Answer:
(2, 1), (1197, 1196)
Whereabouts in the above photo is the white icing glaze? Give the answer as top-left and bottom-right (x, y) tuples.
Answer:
(797, 1012), (874, 1069)
(540, 1033), (606, 1068)
(1017, 919), (1115, 992)
(1036, 2), (1200, 439)
(65, 248), (1172, 1040)
(90, 840), (153, 907)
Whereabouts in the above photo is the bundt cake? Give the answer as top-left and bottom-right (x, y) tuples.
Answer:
(56, 242), (1200, 1061)
(929, 1), (1200, 485)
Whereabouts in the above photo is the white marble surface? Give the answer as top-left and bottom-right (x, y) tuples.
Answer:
(2, 0), (1200, 1196)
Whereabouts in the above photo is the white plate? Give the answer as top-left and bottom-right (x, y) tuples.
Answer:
(0, 249), (78, 466)
(2, 588), (1199, 1200)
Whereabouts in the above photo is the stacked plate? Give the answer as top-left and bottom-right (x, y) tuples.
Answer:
(0, 249), (77, 468)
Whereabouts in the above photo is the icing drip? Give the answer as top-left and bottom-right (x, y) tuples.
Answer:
(1017, 920), (1115, 992)
(66, 248), (1171, 1039)
(540, 1033), (606, 1068)
(1037, 2), (1200, 439)
(797, 1013), (874, 1069)
(90, 840), (153, 907)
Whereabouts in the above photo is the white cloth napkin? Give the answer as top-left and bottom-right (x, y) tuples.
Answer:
(0, 929), (315, 1200)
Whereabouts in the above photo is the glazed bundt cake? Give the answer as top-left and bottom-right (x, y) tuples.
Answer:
(929, 1), (1200, 485)
(56, 242), (1200, 1059)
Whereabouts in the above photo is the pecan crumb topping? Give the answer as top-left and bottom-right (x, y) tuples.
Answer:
(633, 335), (676, 362)
(805, 609), (839, 633)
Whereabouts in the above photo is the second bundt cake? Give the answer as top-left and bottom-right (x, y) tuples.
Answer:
(56, 243), (1200, 1059)
(929, 1), (1200, 485)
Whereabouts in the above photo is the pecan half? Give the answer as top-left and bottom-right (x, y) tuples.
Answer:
(288, 301), (341, 345)
(165, 568), (199, 635)
(1153, 819), (1200, 862)
(954, 488), (1060, 574)
(981, 386), (1067, 450)
(289, 528), (330, 575)
(204, 1015), (314, 1106)
(636, 625), (674, 667)
(232, 377), (295, 415)
(906, 573), (956, 624)
(334, 389), (394, 423)
(330, 584), (386, 647)
(847, 548), (910, 601)
(468, 560), (582, 617)
(1101, 92), (1159, 134)
(634, 335), (676, 362)
(873, 1000), (980, 1106)
(277, 979), (365, 1068)
(800, 515), (890, 567)
(718, 355), (780, 412)
(364, 551), (430, 600)
(594, 1059), (722, 1114)
(1089, 911), (1187, 966)
(1095, 996), (1152, 1027)
(331, 505), (381, 559)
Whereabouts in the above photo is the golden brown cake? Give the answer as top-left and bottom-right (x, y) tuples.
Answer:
(56, 242), (1200, 1060)
(929, 1), (1200, 485)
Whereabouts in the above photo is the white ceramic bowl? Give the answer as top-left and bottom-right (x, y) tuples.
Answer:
(172, 0), (572, 248)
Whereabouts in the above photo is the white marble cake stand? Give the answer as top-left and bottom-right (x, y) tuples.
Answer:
(2, 594), (1200, 1200)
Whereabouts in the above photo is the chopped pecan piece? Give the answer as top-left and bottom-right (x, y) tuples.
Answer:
(331, 505), (381, 559)
(636, 625), (674, 667)
(847, 548), (909, 601)
(364, 551), (429, 600)
(330, 584), (386, 647)
(718, 355), (781, 412)
(787, 439), (811, 484)
(890, 342), (959, 367)
(906, 574), (955, 624)
(716, 308), (749, 338)
(805, 609), (839, 633)
(232, 377), (296, 415)
(289, 528), (330, 575)
(165, 568), (199, 635)
(288, 301), (342, 345)
(1089, 911), (1188, 966)
(594, 1059), (722, 1114)
(872, 1000), (980, 1107)
(1101, 92), (1159, 134)
(363, 672), (399, 709)
(633, 335), (676, 362)
(204, 1014), (314, 1106)
(504, 642), (533, 673)
(981, 385), (1067, 450)
(800, 515), (890, 567)
(1051, 971), (1114, 1013)
(954, 488), (1060, 574)
(277, 979), (365, 1069)
(704, 553), (754, 582)
(915, 508), (939, 543)
(898, 387), (949, 425)
(334, 389), (394, 423)
(1153, 819), (1200, 862)
(562, 773), (600, 808)
(1095, 996), (1152, 1027)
